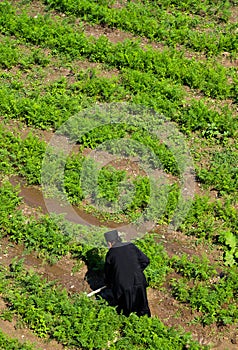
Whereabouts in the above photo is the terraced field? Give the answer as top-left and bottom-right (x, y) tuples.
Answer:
(0, 1), (238, 349)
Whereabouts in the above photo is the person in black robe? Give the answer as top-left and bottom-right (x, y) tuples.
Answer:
(104, 230), (151, 317)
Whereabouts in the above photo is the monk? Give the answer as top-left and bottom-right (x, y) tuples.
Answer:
(104, 230), (151, 317)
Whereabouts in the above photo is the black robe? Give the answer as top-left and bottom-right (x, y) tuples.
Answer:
(104, 242), (151, 317)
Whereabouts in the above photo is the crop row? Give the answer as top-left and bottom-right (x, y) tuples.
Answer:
(196, 149), (238, 196)
(1, 64), (237, 141)
(180, 194), (238, 266)
(170, 253), (238, 325)
(0, 35), (50, 69)
(170, 268), (238, 326)
(142, 0), (236, 16)
(1, 26), (237, 143)
(0, 177), (234, 284)
(40, 0), (238, 54)
(0, 0), (237, 347)
(0, 2), (237, 101)
(0, 179), (226, 280)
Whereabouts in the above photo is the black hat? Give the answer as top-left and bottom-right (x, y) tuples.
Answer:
(104, 230), (119, 242)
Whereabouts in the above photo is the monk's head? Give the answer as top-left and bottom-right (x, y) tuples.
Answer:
(104, 230), (122, 247)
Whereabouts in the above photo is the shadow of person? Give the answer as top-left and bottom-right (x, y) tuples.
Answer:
(83, 247), (115, 306)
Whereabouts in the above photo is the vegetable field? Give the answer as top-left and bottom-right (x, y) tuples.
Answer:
(0, 0), (237, 349)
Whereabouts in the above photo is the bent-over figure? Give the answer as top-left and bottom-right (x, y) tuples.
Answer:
(104, 230), (151, 317)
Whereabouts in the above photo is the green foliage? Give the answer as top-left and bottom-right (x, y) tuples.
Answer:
(177, 99), (237, 137)
(219, 230), (238, 267)
(170, 254), (217, 280)
(0, 37), (20, 68)
(180, 194), (238, 264)
(0, 181), (171, 284)
(170, 266), (238, 325)
(0, 0), (237, 264)
(121, 68), (185, 118)
(0, 77), (88, 129)
(130, 128), (179, 176)
(73, 69), (127, 102)
(126, 176), (150, 213)
(64, 153), (85, 203)
(197, 150), (238, 195)
(75, 123), (128, 148)
(5, 261), (121, 345)
(0, 36), (50, 69)
(14, 133), (46, 184)
(0, 182), (106, 264)
(179, 195), (216, 239)
(115, 312), (207, 349)
(0, 181), (22, 238)
(4, 212), (72, 261)
(0, 180), (21, 216)
(135, 234), (171, 287)
(97, 165), (126, 203)
(0, 126), (46, 184)
(0, 56), (237, 139)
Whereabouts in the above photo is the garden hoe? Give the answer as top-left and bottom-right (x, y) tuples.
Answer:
(87, 285), (107, 297)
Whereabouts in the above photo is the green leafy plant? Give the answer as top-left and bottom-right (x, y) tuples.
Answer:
(170, 266), (238, 326)
(170, 254), (217, 280)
